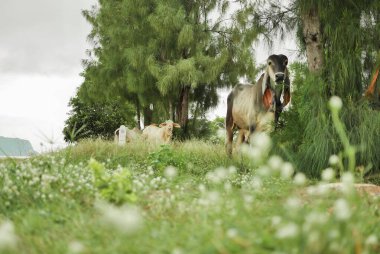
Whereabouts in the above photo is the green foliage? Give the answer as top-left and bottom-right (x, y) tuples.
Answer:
(274, 63), (380, 177)
(146, 145), (186, 172)
(1, 138), (380, 253)
(88, 158), (136, 205)
(0, 155), (95, 213)
(80, 0), (261, 130)
(63, 93), (136, 142)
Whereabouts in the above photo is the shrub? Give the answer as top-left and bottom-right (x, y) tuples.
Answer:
(88, 158), (137, 205)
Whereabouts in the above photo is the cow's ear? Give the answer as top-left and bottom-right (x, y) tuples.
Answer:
(173, 123), (181, 128)
(283, 89), (291, 106)
(262, 88), (273, 110)
(283, 75), (291, 106)
(159, 123), (167, 127)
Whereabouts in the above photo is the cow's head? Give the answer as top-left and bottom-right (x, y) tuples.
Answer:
(159, 121), (181, 137)
(262, 54), (291, 112)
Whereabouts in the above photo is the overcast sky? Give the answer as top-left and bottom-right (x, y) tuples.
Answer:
(0, 0), (298, 153)
(0, 0), (96, 152)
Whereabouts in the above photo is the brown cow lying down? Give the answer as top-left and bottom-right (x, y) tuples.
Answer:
(142, 121), (180, 144)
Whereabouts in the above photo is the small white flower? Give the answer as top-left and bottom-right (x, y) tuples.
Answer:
(172, 248), (184, 254)
(285, 197), (302, 210)
(329, 96), (343, 110)
(226, 228), (238, 238)
(164, 166), (177, 179)
(365, 234), (378, 246)
(281, 162), (294, 179)
(341, 172), (354, 184)
(333, 199), (351, 221)
(251, 132), (272, 152)
(293, 173), (307, 186)
(276, 223), (299, 239)
(198, 184), (206, 193)
(340, 172), (355, 194)
(268, 156), (283, 171)
(328, 155), (340, 166)
(241, 145), (262, 161)
(224, 182), (232, 192)
(68, 240), (85, 254)
(257, 165), (271, 177)
(251, 176), (263, 191)
(95, 201), (143, 234)
(0, 220), (17, 250)
(271, 216), (282, 227)
(321, 168), (335, 182)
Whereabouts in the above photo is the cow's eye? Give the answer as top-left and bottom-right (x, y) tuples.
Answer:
(284, 60), (288, 65)
(268, 61), (272, 66)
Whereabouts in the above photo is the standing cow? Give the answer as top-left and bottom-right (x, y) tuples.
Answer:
(225, 54), (291, 156)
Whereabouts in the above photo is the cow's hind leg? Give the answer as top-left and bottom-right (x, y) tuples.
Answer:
(236, 129), (246, 152)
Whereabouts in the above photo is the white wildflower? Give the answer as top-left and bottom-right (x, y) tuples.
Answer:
(321, 168), (335, 182)
(365, 235), (378, 246)
(164, 166), (177, 179)
(333, 199), (351, 221)
(341, 172), (354, 184)
(68, 240), (85, 254)
(268, 156), (283, 171)
(257, 165), (271, 177)
(243, 195), (254, 204)
(0, 220), (17, 250)
(293, 173), (307, 186)
(281, 162), (294, 179)
(340, 172), (355, 194)
(224, 182), (232, 192)
(329, 96), (343, 110)
(226, 228), (238, 238)
(328, 230), (339, 239)
(276, 223), (299, 239)
(251, 176), (263, 191)
(95, 201), (143, 234)
(328, 155), (340, 166)
(251, 132), (272, 152)
(198, 184), (206, 193)
(227, 166), (237, 175)
(241, 145), (262, 161)
(285, 197), (302, 210)
(172, 248), (184, 254)
(271, 216), (282, 227)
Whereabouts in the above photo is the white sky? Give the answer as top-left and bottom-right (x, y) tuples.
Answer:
(0, 0), (298, 153)
(0, 0), (95, 152)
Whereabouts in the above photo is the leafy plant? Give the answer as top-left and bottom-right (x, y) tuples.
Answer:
(146, 145), (186, 172)
(88, 158), (136, 205)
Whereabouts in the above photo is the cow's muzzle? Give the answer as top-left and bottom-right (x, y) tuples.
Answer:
(275, 72), (285, 83)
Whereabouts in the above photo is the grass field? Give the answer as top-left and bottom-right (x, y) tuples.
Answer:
(0, 137), (379, 254)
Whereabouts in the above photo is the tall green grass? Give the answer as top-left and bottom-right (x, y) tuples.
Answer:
(274, 63), (380, 178)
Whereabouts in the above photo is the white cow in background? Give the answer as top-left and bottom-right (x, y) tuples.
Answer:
(114, 125), (141, 145)
(142, 120), (180, 144)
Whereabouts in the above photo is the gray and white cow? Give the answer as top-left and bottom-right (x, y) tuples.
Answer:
(225, 54), (291, 156)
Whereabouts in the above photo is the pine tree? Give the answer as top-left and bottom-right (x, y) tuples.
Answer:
(80, 0), (261, 134)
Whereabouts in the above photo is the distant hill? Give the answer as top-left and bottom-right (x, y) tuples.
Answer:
(0, 136), (36, 157)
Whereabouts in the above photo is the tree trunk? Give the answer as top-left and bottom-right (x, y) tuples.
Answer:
(135, 99), (141, 130)
(143, 106), (153, 127)
(302, 7), (324, 73)
(169, 101), (175, 122)
(180, 85), (190, 129)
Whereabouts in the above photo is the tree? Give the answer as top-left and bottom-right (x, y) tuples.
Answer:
(63, 91), (135, 142)
(80, 0), (261, 134)
(256, 0), (380, 176)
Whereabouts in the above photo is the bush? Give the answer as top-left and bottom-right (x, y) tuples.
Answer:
(88, 158), (136, 205)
